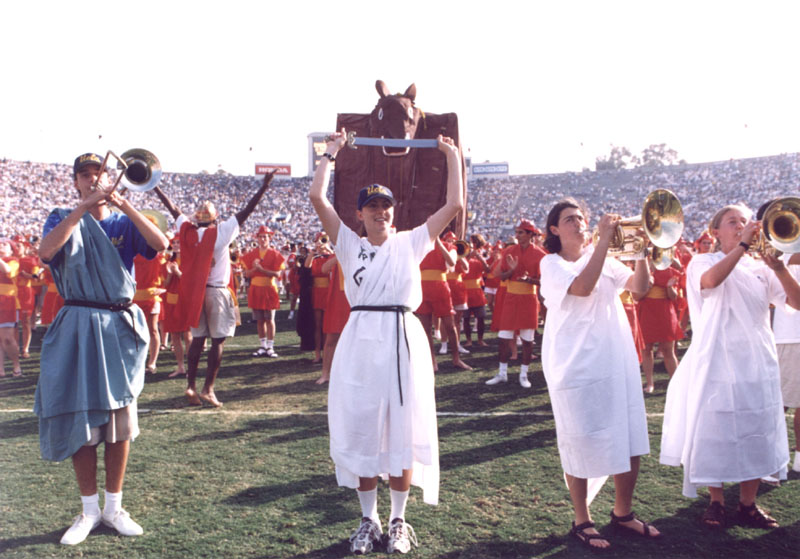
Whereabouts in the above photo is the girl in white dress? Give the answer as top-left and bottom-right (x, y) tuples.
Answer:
(540, 199), (660, 550)
(661, 204), (800, 529)
(309, 130), (464, 554)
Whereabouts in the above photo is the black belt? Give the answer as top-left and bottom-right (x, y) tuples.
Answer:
(63, 299), (139, 350)
(350, 305), (412, 406)
(206, 284), (225, 288)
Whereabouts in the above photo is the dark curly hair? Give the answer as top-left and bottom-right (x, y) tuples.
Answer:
(543, 198), (588, 254)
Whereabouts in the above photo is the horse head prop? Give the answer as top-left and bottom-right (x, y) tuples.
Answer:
(370, 81), (424, 156)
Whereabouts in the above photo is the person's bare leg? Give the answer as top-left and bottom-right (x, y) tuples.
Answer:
(612, 456), (660, 536)
(566, 473), (610, 549)
(443, 315), (471, 370)
(661, 341), (679, 378)
(103, 440), (129, 494)
(72, 445), (99, 496)
(1, 329), (21, 375)
(185, 336), (204, 405)
(642, 344), (655, 392)
(199, 337), (225, 407)
(146, 313), (159, 371)
(317, 333), (340, 384)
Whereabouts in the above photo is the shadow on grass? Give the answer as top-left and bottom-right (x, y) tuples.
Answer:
(440, 426), (556, 471)
(0, 528), (67, 552)
(179, 414), (327, 445)
(0, 413), (38, 439)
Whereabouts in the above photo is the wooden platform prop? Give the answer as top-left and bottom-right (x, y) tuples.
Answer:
(333, 80), (467, 236)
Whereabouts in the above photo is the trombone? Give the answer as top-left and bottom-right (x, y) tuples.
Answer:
(92, 148), (162, 193)
(594, 189), (684, 266)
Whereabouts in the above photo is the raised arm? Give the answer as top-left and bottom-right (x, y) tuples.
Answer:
(426, 136), (465, 241)
(236, 171), (276, 227)
(39, 188), (111, 261)
(700, 221), (760, 289)
(309, 132), (346, 245)
(567, 214), (618, 297)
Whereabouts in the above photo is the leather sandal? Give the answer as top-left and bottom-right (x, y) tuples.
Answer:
(737, 502), (779, 529)
(610, 510), (662, 539)
(571, 520), (610, 551)
(701, 501), (726, 528)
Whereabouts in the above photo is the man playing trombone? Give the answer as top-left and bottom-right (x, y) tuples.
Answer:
(35, 152), (169, 545)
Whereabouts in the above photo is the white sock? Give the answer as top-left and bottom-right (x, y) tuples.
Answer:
(520, 364), (529, 376)
(440, 342), (448, 352)
(103, 490), (122, 517)
(259, 338), (267, 349)
(390, 489), (409, 522)
(266, 339), (274, 349)
(81, 493), (100, 517)
(357, 488), (379, 523)
(499, 362), (508, 376)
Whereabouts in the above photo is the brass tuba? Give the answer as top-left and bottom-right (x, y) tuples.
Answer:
(455, 240), (471, 259)
(595, 189), (684, 261)
(92, 149), (162, 193)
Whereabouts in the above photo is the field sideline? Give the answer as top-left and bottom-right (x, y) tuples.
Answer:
(1, 305), (798, 558)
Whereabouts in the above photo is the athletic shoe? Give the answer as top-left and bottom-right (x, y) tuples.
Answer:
(288, 310), (295, 319)
(386, 518), (418, 554)
(349, 517), (382, 555)
(252, 347), (268, 357)
(519, 373), (531, 388)
(265, 348), (278, 358)
(485, 373), (507, 385)
(60, 513), (101, 545)
(438, 344), (448, 355)
(102, 509), (143, 537)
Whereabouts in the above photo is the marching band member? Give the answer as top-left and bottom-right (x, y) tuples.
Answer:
(35, 152), (168, 545)
(661, 204), (800, 529)
(162, 236), (192, 378)
(540, 199), (659, 550)
(317, 255), (350, 384)
(485, 219), (546, 389)
(132, 222), (167, 375)
(462, 235), (490, 347)
(242, 225), (285, 358)
(0, 238), (22, 377)
(310, 130), (463, 554)
(307, 233), (334, 364)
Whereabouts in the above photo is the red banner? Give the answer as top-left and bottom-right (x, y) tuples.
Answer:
(255, 164), (291, 176)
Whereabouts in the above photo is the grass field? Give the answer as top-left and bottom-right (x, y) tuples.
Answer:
(1, 303), (799, 558)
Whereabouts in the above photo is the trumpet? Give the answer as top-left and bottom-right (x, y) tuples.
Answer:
(750, 197), (800, 256)
(92, 149), (162, 193)
(594, 189), (684, 260)
(455, 240), (471, 259)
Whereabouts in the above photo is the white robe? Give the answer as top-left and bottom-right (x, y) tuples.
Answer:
(660, 252), (790, 497)
(540, 249), (650, 479)
(328, 221), (440, 505)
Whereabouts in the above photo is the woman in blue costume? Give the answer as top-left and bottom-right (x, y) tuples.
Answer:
(35, 153), (168, 546)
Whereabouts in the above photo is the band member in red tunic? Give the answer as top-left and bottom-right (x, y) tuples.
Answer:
(416, 234), (471, 371)
(486, 219), (546, 388)
(442, 231), (469, 356)
(0, 239), (22, 377)
(483, 241), (503, 312)
(39, 263), (64, 327)
(161, 236), (192, 378)
(637, 264), (682, 392)
(242, 225), (285, 357)
(317, 256), (351, 384)
(14, 238), (39, 358)
(133, 226), (167, 374)
(307, 233), (334, 363)
(462, 234), (490, 347)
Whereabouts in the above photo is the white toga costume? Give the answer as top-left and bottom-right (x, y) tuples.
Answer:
(328, 220), (439, 505)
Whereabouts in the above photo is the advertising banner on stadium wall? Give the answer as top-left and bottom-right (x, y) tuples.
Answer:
(255, 164), (292, 181)
(470, 162), (509, 179)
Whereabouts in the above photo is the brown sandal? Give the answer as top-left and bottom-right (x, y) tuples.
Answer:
(610, 510), (662, 539)
(737, 502), (778, 529)
(701, 501), (726, 528)
(571, 521), (611, 551)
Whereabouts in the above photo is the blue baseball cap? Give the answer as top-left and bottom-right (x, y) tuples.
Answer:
(357, 184), (395, 210)
(73, 153), (104, 177)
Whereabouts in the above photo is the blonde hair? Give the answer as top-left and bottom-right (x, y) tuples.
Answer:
(708, 204), (752, 252)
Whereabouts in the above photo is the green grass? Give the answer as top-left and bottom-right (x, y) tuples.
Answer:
(1, 303), (798, 558)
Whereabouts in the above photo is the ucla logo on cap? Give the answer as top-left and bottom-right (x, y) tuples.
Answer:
(80, 154), (102, 164)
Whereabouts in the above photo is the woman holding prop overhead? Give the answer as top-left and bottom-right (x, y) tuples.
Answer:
(661, 203), (800, 529)
(309, 129), (464, 554)
(539, 199), (660, 551)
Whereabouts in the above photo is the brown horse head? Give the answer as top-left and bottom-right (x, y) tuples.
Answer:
(371, 80), (422, 154)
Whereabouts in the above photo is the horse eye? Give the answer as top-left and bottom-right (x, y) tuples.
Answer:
(378, 107), (384, 120)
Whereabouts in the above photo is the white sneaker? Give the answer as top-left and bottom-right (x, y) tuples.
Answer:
(485, 373), (507, 385)
(288, 311), (295, 319)
(349, 517), (382, 554)
(793, 450), (800, 473)
(519, 373), (531, 388)
(386, 518), (418, 554)
(438, 344), (448, 355)
(60, 513), (101, 545)
(265, 348), (278, 357)
(457, 345), (470, 354)
(102, 509), (143, 537)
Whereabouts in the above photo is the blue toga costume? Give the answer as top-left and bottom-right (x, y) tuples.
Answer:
(34, 209), (154, 462)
